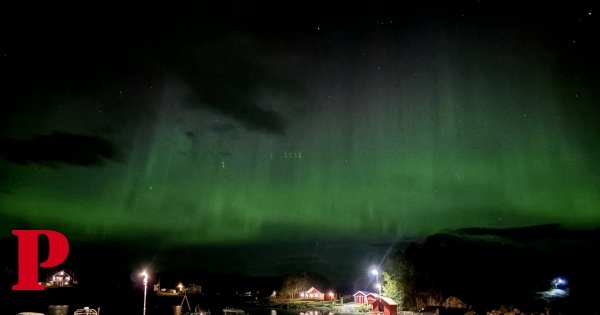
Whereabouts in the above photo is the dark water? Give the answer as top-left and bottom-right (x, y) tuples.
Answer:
(3, 288), (304, 315)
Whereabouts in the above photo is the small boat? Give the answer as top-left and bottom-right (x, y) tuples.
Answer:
(223, 307), (246, 315)
(74, 307), (99, 315)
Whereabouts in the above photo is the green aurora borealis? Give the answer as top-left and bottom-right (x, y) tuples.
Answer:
(3, 45), (598, 244)
(1, 3), (599, 252)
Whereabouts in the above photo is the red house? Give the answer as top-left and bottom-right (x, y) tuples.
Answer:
(353, 291), (372, 304)
(302, 287), (325, 300)
(368, 295), (398, 315)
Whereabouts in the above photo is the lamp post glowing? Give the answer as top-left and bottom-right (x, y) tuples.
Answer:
(371, 269), (381, 295)
(141, 270), (148, 315)
(372, 268), (382, 315)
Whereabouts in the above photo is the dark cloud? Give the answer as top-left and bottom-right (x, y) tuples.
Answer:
(451, 224), (600, 243)
(164, 34), (308, 135)
(209, 122), (239, 135)
(220, 104), (286, 135)
(0, 132), (119, 167)
(2, 7), (310, 137)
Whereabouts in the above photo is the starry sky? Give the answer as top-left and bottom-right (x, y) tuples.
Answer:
(1, 1), (599, 284)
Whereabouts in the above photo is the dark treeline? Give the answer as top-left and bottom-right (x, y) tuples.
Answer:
(382, 225), (600, 314)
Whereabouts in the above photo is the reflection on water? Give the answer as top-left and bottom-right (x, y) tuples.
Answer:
(5, 291), (341, 315)
(245, 307), (327, 315)
(245, 307), (305, 315)
(297, 311), (333, 315)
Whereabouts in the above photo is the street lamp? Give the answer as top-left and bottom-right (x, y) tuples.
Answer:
(371, 268), (383, 315)
(141, 270), (148, 315)
(371, 269), (380, 295)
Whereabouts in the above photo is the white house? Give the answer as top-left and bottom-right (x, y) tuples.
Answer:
(47, 270), (74, 287)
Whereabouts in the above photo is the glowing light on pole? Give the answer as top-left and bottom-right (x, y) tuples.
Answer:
(371, 269), (381, 295)
(141, 270), (148, 315)
(371, 268), (382, 314)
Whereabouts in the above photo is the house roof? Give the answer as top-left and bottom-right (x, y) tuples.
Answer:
(380, 296), (398, 306)
(51, 270), (71, 277)
(353, 291), (374, 296)
(366, 294), (398, 306)
(305, 287), (322, 294)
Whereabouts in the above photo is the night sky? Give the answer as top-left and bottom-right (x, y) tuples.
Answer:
(1, 1), (599, 286)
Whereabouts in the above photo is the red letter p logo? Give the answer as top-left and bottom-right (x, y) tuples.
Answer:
(12, 230), (70, 290)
